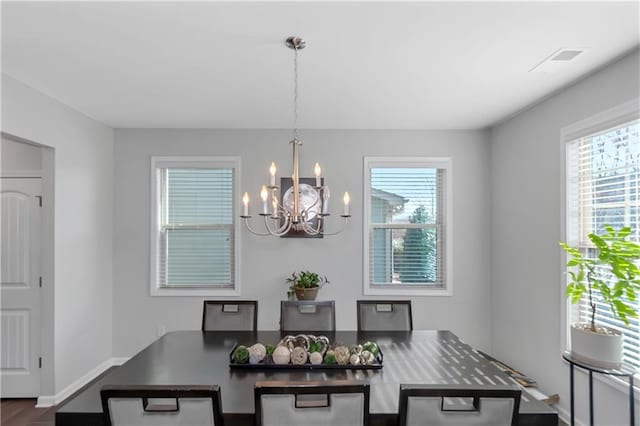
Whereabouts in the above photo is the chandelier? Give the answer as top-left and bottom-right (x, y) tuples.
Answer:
(240, 36), (351, 237)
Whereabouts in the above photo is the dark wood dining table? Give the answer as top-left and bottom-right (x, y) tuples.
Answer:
(55, 330), (557, 426)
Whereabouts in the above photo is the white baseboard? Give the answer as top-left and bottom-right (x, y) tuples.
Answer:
(110, 357), (130, 366)
(35, 356), (131, 407)
(35, 395), (55, 407)
(521, 386), (548, 400)
(520, 386), (582, 426)
(555, 404), (586, 426)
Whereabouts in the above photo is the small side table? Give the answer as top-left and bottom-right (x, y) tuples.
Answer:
(563, 351), (636, 426)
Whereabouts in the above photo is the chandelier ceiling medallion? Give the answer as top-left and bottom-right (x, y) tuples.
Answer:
(240, 36), (351, 237)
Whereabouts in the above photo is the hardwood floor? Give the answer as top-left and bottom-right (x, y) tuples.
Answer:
(0, 399), (54, 426)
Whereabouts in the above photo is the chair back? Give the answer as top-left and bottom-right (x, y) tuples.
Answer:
(100, 384), (223, 426)
(357, 300), (413, 331)
(280, 300), (335, 332)
(398, 384), (521, 426)
(255, 380), (369, 426)
(202, 300), (257, 331)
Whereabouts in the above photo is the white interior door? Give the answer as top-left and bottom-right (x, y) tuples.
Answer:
(0, 178), (41, 397)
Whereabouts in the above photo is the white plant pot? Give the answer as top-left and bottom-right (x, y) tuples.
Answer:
(570, 324), (623, 369)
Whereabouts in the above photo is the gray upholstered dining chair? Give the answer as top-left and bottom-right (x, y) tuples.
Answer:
(357, 300), (413, 331)
(280, 300), (335, 332)
(254, 380), (369, 426)
(100, 384), (224, 426)
(201, 300), (257, 331)
(398, 384), (521, 426)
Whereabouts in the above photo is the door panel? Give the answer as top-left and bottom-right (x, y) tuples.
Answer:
(1, 178), (41, 397)
(1, 310), (30, 371)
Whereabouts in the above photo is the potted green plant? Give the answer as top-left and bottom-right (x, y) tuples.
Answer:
(286, 270), (329, 301)
(560, 225), (640, 368)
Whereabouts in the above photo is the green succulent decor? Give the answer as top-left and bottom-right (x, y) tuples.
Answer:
(286, 270), (329, 299)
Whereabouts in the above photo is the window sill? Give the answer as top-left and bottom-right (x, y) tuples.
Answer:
(150, 287), (240, 297)
(364, 286), (451, 297)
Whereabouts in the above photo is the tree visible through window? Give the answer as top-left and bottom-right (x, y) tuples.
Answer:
(395, 206), (437, 283)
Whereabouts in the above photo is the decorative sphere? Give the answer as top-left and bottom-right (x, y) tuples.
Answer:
(272, 346), (291, 365)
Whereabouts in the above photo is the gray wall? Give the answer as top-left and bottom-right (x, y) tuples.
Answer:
(1, 73), (114, 396)
(1, 137), (42, 175)
(490, 49), (640, 424)
(113, 129), (491, 356)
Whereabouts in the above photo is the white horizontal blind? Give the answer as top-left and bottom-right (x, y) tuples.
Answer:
(566, 119), (640, 370)
(159, 167), (234, 288)
(368, 166), (446, 288)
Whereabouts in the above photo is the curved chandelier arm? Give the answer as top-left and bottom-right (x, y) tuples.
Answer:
(300, 209), (324, 235)
(300, 193), (321, 217)
(243, 213), (350, 237)
(241, 217), (272, 236)
(296, 189), (325, 235)
(263, 214), (293, 236)
(319, 215), (351, 236)
(269, 191), (289, 219)
(299, 215), (323, 235)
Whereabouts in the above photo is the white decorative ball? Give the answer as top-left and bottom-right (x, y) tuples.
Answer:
(272, 345), (291, 365)
(309, 352), (323, 365)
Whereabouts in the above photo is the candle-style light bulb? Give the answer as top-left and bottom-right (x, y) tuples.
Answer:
(260, 185), (269, 214)
(322, 186), (330, 215)
(269, 162), (277, 187)
(343, 192), (350, 216)
(314, 162), (322, 187)
(242, 192), (250, 216)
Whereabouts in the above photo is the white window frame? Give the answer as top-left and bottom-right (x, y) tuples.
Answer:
(363, 157), (452, 296)
(150, 156), (241, 297)
(560, 98), (640, 394)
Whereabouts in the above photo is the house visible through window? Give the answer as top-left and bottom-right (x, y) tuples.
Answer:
(151, 157), (240, 296)
(364, 157), (451, 296)
(565, 117), (639, 370)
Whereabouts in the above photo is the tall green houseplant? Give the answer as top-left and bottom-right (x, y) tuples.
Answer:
(560, 225), (640, 331)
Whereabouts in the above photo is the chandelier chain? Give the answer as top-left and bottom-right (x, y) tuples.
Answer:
(293, 43), (299, 141)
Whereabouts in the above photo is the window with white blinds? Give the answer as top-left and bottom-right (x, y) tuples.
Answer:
(150, 157), (240, 296)
(565, 118), (640, 370)
(364, 157), (451, 296)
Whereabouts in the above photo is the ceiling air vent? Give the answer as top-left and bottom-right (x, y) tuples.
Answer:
(529, 48), (587, 73)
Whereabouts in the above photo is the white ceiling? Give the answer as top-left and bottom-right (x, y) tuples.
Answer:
(2, 1), (639, 130)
